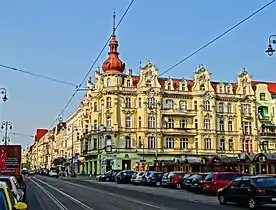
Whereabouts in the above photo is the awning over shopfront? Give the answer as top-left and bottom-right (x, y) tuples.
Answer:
(210, 156), (238, 164)
(262, 122), (276, 127)
(253, 153), (276, 163)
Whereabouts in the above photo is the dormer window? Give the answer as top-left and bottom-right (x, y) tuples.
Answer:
(226, 85), (231, 94)
(181, 81), (186, 91)
(260, 93), (265, 100)
(200, 84), (205, 91)
(126, 79), (131, 87)
(219, 85), (223, 93)
(106, 78), (111, 87)
(167, 82), (172, 90)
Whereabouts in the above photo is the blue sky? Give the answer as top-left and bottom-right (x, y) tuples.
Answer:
(0, 0), (275, 147)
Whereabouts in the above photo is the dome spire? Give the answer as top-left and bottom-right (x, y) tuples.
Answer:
(102, 11), (125, 74)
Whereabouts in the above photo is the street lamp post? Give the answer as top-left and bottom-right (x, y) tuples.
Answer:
(0, 88), (8, 102)
(265, 35), (276, 56)
(1, 121), (12, 145)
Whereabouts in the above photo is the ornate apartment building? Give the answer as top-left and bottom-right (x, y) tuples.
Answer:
(254, 82), (276, 152)
(78, 16), (259, 174)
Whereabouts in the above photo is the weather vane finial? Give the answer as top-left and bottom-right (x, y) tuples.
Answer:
(112, 10), (116, 35)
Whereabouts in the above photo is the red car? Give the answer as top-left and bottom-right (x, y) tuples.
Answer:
(203, 172), (242, 195)
(167, 171), (186, 189)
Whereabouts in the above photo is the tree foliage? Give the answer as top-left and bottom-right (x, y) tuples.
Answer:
(52, 157), (66, 166)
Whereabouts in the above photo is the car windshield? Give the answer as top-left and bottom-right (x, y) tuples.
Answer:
(0, 189), (8, 210)
(252, 177), (276, 189)
(0, 179), (12, 190)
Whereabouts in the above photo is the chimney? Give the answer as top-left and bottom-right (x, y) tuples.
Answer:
(129, 69), (133, 75)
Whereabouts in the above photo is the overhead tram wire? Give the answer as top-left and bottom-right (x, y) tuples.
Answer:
(0, 130), (34, 138)
(47, 0), (136, 129)
(0, 64), (78, 87)
(159, 0), (276, 77)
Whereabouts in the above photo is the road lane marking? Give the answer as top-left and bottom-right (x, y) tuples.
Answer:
(29, 178), (68, 210)
(33, 177), (95, 210)
(40, 177), (175, 210)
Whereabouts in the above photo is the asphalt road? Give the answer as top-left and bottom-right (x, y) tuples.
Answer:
(24, 175), (246, 210)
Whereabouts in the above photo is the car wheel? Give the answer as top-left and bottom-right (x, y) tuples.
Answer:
(175, 183), (182, 189)
(248, 198), (256, 209)
(156, 181), (161, 187)
(218, 194), (227, 205)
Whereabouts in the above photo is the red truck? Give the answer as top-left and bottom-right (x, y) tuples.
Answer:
(0, 145), (22, 176)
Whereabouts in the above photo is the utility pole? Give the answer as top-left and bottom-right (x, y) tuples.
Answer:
(1, 121), (12, 145)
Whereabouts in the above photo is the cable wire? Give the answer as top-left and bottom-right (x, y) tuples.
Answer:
(0, 64), (78, 87)
(159, 0), (275, 76)
(48, 0), (136, 129)
(0, 130), (34, 138)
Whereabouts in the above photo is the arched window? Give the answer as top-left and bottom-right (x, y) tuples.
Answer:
(219, 139), (225, 151)
(106, 97), (111, 108)
(166, 137), (174, 148)
(260, 93), (265, 100)
(227, 103), (232, 113)
(165, 118), (174, 128)
(106, 116), (111, 128)
(179, 100), (187, 111)
(219, 120), (224, 131)
(218, 102), (224, 112)
(106, 78), (111, 87)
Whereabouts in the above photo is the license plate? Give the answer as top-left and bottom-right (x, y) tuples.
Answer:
(272, 198), (276, 201)
(194, 183), (198, 186)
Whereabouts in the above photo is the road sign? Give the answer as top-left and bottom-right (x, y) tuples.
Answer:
(101, 156), (107, 165)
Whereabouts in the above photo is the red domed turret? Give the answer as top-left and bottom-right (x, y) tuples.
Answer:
(102, 12), (125, 74)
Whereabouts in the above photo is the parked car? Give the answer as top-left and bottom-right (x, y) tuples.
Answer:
(0, 181), (28, 210)
(141, 171), (155, 185)
(217, 175), (276, 209)
(190, 173), (210, 193)
(131, 171), (145, 185)
(27, 170), (35, 176)
(167, 171), (186, 189)
(203, 172), (242, 194)
(110, 170), (121, 181)
(116, 170), (135, 184)
(100, 170), (121, 181)
(161, 172), (170, 187)
(0, 176), (24, 202)
(49, 170), (58, 178)
(145, 172), (165, 187)
(183, 174), (196, 190)
(99, 172), (111, 181)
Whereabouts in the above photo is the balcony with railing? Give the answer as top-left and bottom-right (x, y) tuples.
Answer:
(259, 123), (276, 137)
(162, 108), (197, 116)
(162, 127), (197, 136)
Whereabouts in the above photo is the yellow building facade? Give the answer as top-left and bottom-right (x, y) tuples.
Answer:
(79, 21), (259, 174)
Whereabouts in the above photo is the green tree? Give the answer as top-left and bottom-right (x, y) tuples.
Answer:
(22, 162), (31, 169)
(52, 157), (66, 166)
